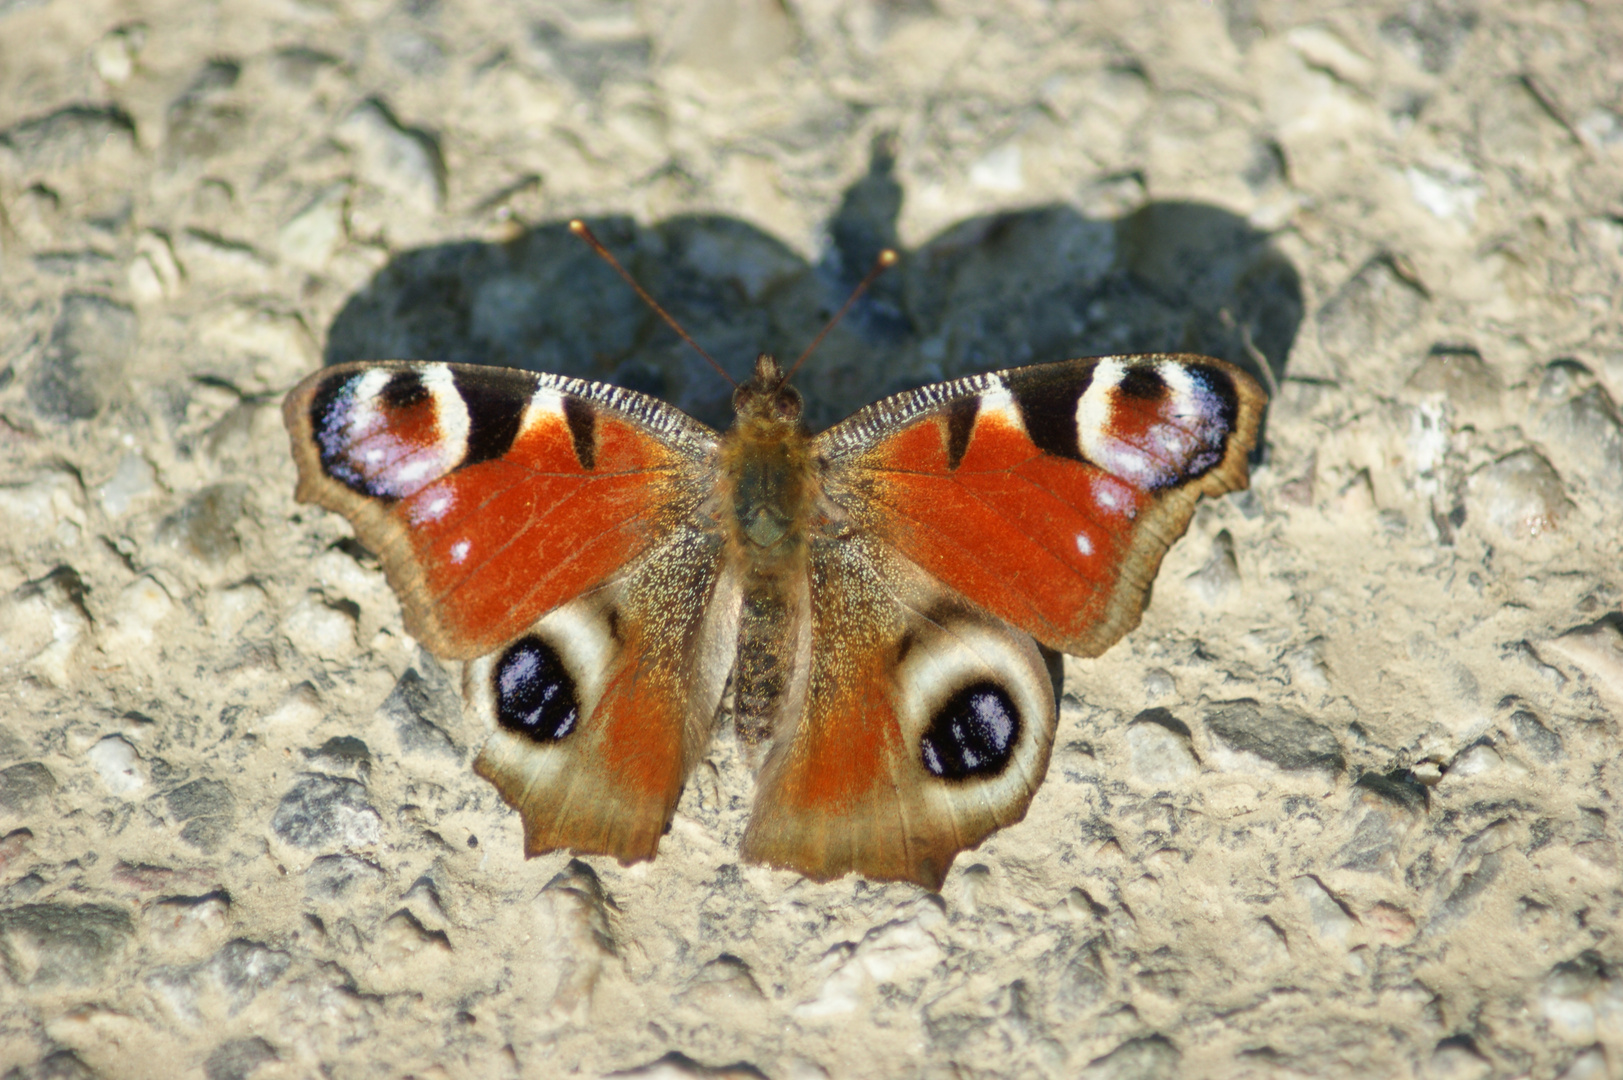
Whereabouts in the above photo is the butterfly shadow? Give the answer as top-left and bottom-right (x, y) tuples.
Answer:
(325, 144), (1301, 440)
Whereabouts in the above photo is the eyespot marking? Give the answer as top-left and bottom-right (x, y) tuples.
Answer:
(494, 636), (580, 742)
(920, 681), (1020, 780)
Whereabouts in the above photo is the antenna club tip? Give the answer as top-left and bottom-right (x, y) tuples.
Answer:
(878, 249), (899, 267)
(568, 219), (588, 235)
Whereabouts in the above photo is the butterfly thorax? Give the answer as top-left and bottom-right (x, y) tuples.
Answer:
(720, 354), (816, 564)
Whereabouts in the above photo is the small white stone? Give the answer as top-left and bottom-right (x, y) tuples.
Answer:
(99, 453), (157, 517)
(338, 101), (444, 213)
(87, 735), (146, 796)
(104, 576), (176, 654)
(1466, 450), (1572, 540)
(1125, 721), (1198, 786)
(1294, 876), (1356, 944)
(969, 142), (1024, 193)
(1448, 743), (1502, 778)
(277, 183), (349, 270)
(263, 682), (323, 730)
(283, 597), (359, 660)
(146, 896), (229, 954)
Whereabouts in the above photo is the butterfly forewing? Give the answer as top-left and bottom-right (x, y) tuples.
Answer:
(284, 361), (718, 659)
(814, 353), (1265, 657)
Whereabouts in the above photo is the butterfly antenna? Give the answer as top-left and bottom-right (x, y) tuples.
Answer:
(782, 248), (899, 385)
(568, 219), (736, 387)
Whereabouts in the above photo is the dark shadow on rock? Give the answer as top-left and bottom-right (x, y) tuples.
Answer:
(326, 146), (1299, 436)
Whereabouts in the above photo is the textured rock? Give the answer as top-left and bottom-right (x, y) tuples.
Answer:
(0, 762), (56, 811)
(0, 903), (133, 986)
(155, 484), (250, 564)
(1466, 450), (1572, 540)
(1203, 701), (1345, 776)
(0, 1), (1620, 1075)
(26, 293), (137, 423)
(379, 664), (460, 759)
(270, 775), (382, 851)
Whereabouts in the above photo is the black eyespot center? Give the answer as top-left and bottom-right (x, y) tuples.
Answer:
(1117, 365), (1168, 400)
(920, 681), (1020, 780)
(494, 636), (580, 743)
(380, 370), (431, 410)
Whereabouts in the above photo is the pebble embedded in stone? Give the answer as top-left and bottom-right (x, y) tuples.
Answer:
(1544, 619), (1623, 706)
(166, 60), (244, 161)
(104, 575), (176, 655)
(300, 736), (370, 778)
(1078, 1035), (1181, 1080)
(0, 902), (133, 986)
(1293, 876), (1357, 944)
(1333, 780), (1422, 875)
(164, 778), (236, 852)
(26, 293), (137, 423)
(156, 483), (250, 564)
(99, 452), (157, 517)
(1429, 1036), (1491, 1080)
(271, 775), (382, 852)
(87, 735), (146, 796)
(147, 893), (230, 954)
(1447, 742), (1502, 778)
(1540, 951), (1623, 1044)
(1203, 701), (1345, 776)
(1406, 347), (1501, 413)
(209, 938), (292, 1013)
(303, 854), (384, 901)
(1124, 709), (1199, 786)
(337, 100), (445, 213)
(0, 104), (137, 174)
(262, 682), (323, 731)
(1316, 254), (1426, 364)
(1509, 709), (1563, 762)
(377, 909), (451, 963)
(202, 1037), (278, 1080)
(379, 665), (460, 759)
(0, 761), (57, 811)
(677, 954), (767, 1009)
(1538, 385), (1623, 498)
(277, 182), (350, 270)
(1465, 449), (1572, 540)
(1187, 529), (1241, 605)
(280, 596), (358, 660)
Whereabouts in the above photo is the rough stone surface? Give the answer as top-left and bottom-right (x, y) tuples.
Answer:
(2, 1), (1622, 1077)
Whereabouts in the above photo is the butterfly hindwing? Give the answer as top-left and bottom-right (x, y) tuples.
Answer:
(468, 525), (737, 862)
(741, 532), (1058, 890)
(815, 354), (1266, 657)
(283, 361), (717, 659)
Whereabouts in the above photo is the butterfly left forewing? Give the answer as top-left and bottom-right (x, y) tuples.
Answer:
(815, 353), (1265, 657)
(283, 360), (717, 659)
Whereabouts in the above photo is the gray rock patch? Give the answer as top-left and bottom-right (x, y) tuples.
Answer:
(271, 774), (382, 851)
(0, 902), (133, 987)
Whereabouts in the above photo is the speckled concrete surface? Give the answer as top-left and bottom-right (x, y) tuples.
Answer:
(2, 1), (1622, 1077)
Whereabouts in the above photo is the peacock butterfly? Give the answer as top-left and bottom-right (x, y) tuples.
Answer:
(283, 222), (1265, 890)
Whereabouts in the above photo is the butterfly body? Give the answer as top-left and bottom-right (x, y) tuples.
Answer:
(285, 345), (1263, 888)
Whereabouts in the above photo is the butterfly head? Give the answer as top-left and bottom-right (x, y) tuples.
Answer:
(732, 353), (804, 429)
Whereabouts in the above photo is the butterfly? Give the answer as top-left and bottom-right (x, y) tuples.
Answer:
(282, 223), (1266, 890)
